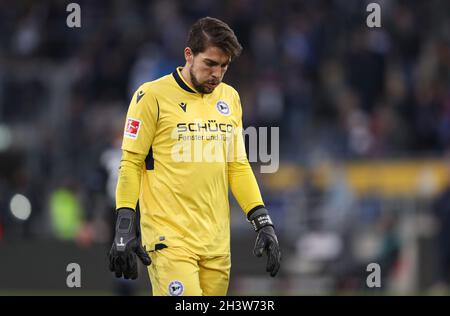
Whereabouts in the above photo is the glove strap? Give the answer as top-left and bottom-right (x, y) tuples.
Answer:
(247, 206), (274, 232)
(116, 208), (136, 234)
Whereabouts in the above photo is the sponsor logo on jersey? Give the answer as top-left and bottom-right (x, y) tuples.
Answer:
(124, 118), (141, 139)
(176, 120), (233, 133)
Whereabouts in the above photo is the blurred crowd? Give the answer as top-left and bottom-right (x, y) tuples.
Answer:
(0, 0), (449, 294)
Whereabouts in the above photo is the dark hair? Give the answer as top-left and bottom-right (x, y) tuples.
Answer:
(186, 17), (243, 60)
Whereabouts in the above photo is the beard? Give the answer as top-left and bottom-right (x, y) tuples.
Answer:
(189, 66), (219, 94)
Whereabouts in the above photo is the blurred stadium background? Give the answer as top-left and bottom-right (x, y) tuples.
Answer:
(0, 0), (449, 295)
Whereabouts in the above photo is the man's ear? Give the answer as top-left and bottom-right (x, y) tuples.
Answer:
(184, 47), (194, 64)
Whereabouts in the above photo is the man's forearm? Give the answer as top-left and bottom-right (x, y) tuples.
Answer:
(115, 150), (146, 210)
(228, 159), (265, 214)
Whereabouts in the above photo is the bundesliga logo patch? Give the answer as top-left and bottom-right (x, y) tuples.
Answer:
(124, 118), (141, 139)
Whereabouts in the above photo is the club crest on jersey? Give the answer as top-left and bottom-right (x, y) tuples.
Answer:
(168, 280), (184, 296)
(124, 118), (141, 139)
(216, 100), (230, 116)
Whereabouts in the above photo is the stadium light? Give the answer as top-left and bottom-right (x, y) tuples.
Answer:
(0, 124), (12, 151)
(10, 194), (32, 221)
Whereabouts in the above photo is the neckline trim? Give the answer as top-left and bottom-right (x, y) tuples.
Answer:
(172, 67), (198, 94)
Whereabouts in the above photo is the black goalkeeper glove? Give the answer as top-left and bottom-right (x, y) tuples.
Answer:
(248, 207), (281, 277)
(108, 207), (151, 279)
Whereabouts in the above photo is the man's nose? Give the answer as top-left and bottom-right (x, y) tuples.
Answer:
(211, 66), (222, 79)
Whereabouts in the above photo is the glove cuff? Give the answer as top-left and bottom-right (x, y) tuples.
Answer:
(247, 206), (274, 232)
(116, 207), (136, 234)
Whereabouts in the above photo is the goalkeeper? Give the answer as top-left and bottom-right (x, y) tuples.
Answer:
(108, 17), (281, 296)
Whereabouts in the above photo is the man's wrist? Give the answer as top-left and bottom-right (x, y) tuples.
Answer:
(247, 206), (274, 232)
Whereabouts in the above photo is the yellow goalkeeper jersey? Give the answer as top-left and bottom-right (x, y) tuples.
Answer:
(116, 67), (264, 255)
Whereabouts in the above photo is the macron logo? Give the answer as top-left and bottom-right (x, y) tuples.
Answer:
(136, 90), (145, 103)
(179, 102), (187, 112)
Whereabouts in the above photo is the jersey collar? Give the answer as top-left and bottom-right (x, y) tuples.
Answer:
(172, 67), (199, 94)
